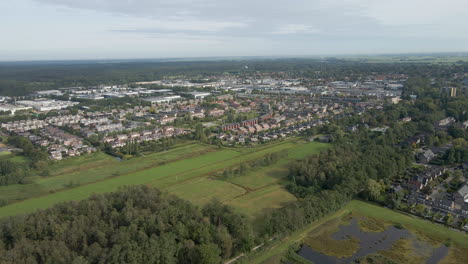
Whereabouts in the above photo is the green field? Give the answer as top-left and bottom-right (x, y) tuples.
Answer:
(165, 140), (328, 218)
(227, 185), (297, 217)
(166, 177), (246, 206)
(242, 200), (468, 264)
(0, 138), (327, 219)
(0, 143), (216, 204)
(0, 151), (11, 156)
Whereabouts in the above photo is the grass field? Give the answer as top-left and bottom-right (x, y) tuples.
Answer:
(0, 151), (11, 156)
(166, 177), (246, 206)
(0, 143), (216, 204)
(227, 141), (328, 190)
(227, 185), (297, 217)
(0, 138), (325, 219)
(165, 140), (328, 218)
(242, 200), (468, 264)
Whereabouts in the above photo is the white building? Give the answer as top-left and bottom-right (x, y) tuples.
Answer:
(16, 99), (78, 111)
(35, 90), (64, 96)
(0, 104), (32, 114)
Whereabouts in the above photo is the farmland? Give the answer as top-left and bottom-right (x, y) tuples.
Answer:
(242, 200), (468, 264)
(0, 138), (328, 219)
(0, 142), (216, 204)
(165, 140), (328, 218)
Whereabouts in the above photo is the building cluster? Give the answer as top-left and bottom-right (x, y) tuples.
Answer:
(103, 127), (188, 149)
(0, 99), (77, 114)
(393, 116), (468, 222)
(405, 175), (468, 219)
(19, 127), (96, 160)
(46, 86), (171, 100)
(15, 99), (78, 111)
(0, 73), (406, 159)
(212, 95), (351, 144)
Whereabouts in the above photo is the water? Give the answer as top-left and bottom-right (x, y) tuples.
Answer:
(426, 245), (449, 264)
(298, 218), (449, 264)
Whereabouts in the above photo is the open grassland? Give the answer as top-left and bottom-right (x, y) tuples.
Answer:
(0, 138), (321, 219)
(147, 139), (304, 190)
(242, 200), (468, 264)
(226, 185), (296, 218)
(166, 177), (246, 206)
(165, 140), (328, 218)
(0, 143), (216, 204)
(0, 148), (240, 218)
(227, 141), (328, 190)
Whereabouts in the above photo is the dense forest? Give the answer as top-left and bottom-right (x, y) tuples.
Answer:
(0, 186), (254, 264)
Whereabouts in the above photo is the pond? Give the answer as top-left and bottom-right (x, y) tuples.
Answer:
(297, 218), (449, 264)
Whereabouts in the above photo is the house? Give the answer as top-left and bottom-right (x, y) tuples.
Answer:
(433, 199), (455, 212)
(49, 151), (62, 160)
(461, 203), (468, 216)
(405, 180), (423, 191)
(398, 134), (426, 147)
(435, 117), (456, 130)
(454, 184), (468, 206)
(417, 149), (435, 164)
(208, 109), (225, 117)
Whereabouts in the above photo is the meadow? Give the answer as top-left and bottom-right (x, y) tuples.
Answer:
(0, 142), (216, 204)
(165, 140), (328, 218)
(0, 138), (327, 219)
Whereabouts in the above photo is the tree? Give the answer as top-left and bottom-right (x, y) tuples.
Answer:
(414, 204), (426, 216)
(364, 179), (382, 201)
(444, 214), (454, 226)
(196, 244), (222, 264)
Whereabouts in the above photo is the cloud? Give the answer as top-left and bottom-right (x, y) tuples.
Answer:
(272, 24), (320, 35)
(29, 0), (468, 39)
(1, 0), (467, 60)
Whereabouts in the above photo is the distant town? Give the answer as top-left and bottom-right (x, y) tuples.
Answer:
(0, 73), (411, 159)
(0, 61), (467, 263)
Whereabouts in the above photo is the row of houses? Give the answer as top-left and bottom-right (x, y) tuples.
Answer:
(103, 127), (188, 149)
(404, 166), (446, 191)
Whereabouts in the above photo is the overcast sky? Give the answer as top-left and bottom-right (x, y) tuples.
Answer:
(1, 0), (467, 61)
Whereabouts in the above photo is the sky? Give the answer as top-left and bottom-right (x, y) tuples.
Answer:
(1, 0), (467, 61)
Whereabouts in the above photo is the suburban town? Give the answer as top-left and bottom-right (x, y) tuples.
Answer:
(1, 0), (468, 262)
(0, 59), (467, 264)
(0, 73), (406, 159)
